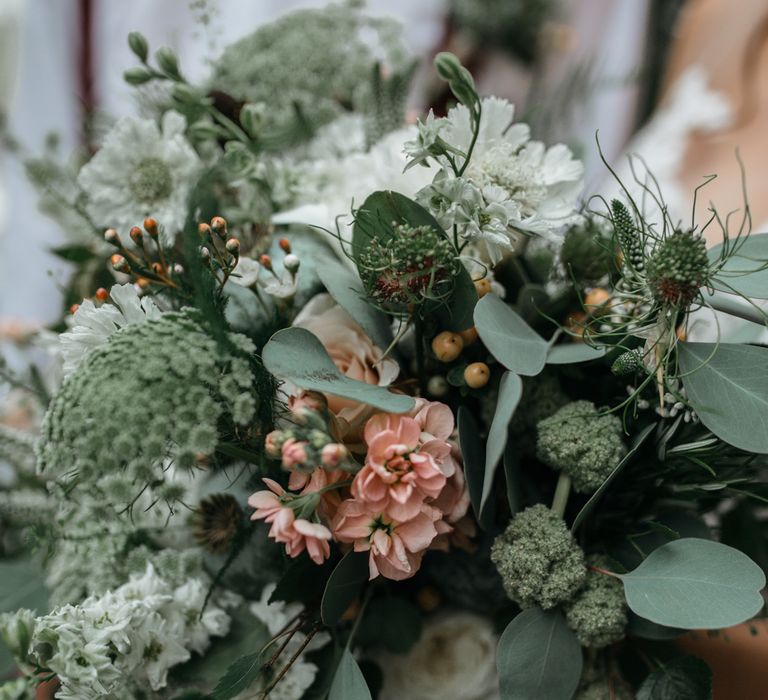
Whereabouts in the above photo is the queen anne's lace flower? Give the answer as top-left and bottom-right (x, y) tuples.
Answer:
(59, 283), (162, 376)
(0, 565), (233, 700)
(38, 312), (260, 490)
(78, 111), (201, 243)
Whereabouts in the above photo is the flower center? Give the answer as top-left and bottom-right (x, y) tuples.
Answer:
(129, 157), (173, 204)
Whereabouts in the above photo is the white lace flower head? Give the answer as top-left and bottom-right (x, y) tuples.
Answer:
(59, 283), (162, 376)
(78, 111), (201, 244)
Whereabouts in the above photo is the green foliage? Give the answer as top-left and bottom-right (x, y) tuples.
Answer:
(565, 558), (627, 648)
(315, 254), (392, 350)
(537, 401), (626, 494)
(707, 232), (768, 299)
(328, 649), (372, 700)
(457, 406), (489, 527)
(321, 552), (369, 626)
(680, 342), (768, 453)
(491, 504), (586, 609)
(262, 327), (414, 413)
(208, 649), (268, 700)
(637, 656), (712, 700)
(547, 344), (606, 365)
(497, 607), (582, 700)
(481, 371), (522, 516)
(560, 218), (614, 284)
(617, 538), (766, 629)
(474, 294), (549, 376)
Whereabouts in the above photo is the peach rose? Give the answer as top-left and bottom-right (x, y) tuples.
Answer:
(293, 294), (399, 448)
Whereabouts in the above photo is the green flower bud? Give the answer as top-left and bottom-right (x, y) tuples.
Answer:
(155, 46), (181, 79)
(123, 67), (154, 86)
(171, 82), (203, 105)
(240, 102), (267, 137)
(127, 31), (149, 62)
(434, 52), (477, 108)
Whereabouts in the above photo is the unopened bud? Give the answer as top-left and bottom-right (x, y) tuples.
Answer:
(136, 277), (151, 290)
(283, 253), (300, 273)
(69, 303), (80, 314)
(143, 217), (158, 237)
(95, 287), (109, 302)
(110, 254), (129, 272)
(211, 216), (227, 236)
(129, 226), (143, 246)
(188, 120), (222, 141)
(239, 102), (266, 137)
(259, 254), (273, 271)
(200, 246), (211, 261)
(155, 46), (181, 79)
(198, 222), (212, 239)
(123, 67), (153, 85)
(173, 263), (184, 275)
(279, 238), (291, 254)
(151, 262), (164, 275)
(127, 32), (149, 62)
(104, 228), (121, 246)
(225, 238), (240, 255)
(321, 443), (348, 468)
(171, 83), (202, 105)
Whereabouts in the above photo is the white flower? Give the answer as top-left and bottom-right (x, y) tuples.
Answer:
(403, 110), (455, 170)
(59, 283), (162, 376)
(272, 126), (435, 264)
(375, 612), (500, 700)
(78, 111), (201, 244)
(230, 256), (262, 287)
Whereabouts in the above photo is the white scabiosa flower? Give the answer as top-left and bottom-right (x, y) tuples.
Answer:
(78, 111), (201, 244)
(59, 283), (162, 376)
(375, 612), (500, 700)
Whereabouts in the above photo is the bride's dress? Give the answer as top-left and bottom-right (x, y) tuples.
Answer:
(603, 66), (768, 344)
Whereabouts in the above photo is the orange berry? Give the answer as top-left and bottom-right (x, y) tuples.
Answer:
(474, 278), (492, 298)
(279, 238), (291, 253)
(136, 277), (151, 290)
(565, 311), (588, 342)
(431, 331), (464, 362)
(584, 287), (611, 312)
(210, 216), (227, 234)
(458, 326), (478, 346)
(464, 362), (490, 388)
(95, 287), (109, 301)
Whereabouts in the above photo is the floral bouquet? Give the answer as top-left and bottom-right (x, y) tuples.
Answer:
(1, 4), (767, 700)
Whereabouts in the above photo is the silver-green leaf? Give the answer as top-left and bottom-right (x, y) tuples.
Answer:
(617, 538), (766, 629)
(707, 233), (768, 299)
(328, 649), (372, 700)
(497, 608), (582, 700)
(474, 294), (549, 376)
(546, 343), (606, 365)
(480, 371), (522, 516)
(262, 327), (414, 413)
(679, 342), (768, 453)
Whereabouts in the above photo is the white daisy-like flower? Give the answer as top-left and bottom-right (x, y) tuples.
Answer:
(78, 111), (201, 244)
(59, 283), (162, 376)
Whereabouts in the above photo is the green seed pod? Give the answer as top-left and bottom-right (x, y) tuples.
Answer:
(610, 348), (645, 376)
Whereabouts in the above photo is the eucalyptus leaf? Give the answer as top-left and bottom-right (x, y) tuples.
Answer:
(497, 608), (582, 700)
(679, 342), (768, 453)
(546, 343), (606, 365)
(617, 538), (766, 629)
(637, 656), (712, 700)
(480, 371), (522, 516)
(262, 327), (414, 413)
(316, 254), (392, 350)
(328, 648), (372, 700)
(457, 406), (487, 527)
(502, 440), (522, 516)
(321, 552), (369, 626)
(708, 233), (768, 299)
(571, 423), (655, 531)
(474, 294), (549, 376)
(209, 649), (268, 700)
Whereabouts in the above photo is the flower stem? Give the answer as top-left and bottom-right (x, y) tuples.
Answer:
(703, 289), (767, 326)
(551, 473), (572, 518)
(413, 313), (427, 395)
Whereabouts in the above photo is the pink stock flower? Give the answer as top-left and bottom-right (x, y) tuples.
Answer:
(288, 467), (347, 523)
(332, 500), (440, 580)
(353, 415), (446, 521)
(248, 478), (332, 565)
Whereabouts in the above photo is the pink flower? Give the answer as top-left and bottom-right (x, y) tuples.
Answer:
(293, 295), (400, 449)
(264, 431), (282, 458)
(332, 500), (440, 580)
(288, 467), (347, 524)
(321, 442), (348, 468)
(353, 415), (446, 521)
(281, 439), (309, 469)
(248, 478), (332, 565)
